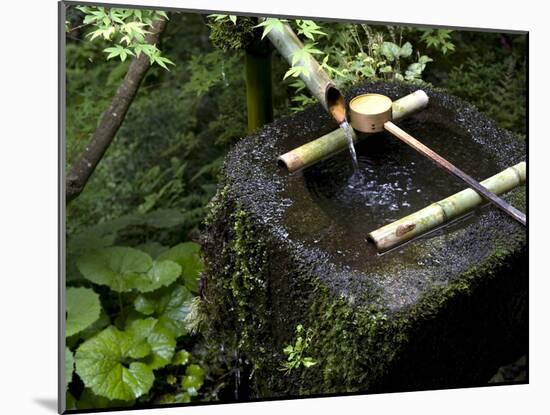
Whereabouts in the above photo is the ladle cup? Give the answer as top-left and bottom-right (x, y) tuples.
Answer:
(348, 93), (526, 226)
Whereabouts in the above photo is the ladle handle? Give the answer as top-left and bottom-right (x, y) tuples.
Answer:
(383, 121), (526, 226)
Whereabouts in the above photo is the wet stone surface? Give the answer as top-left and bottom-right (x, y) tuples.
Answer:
(208, 81), (527, 395)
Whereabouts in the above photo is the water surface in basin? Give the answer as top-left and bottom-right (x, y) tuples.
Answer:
(284, 107), (502, 269)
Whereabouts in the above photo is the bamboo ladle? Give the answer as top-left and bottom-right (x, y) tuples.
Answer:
(348, 93), (526, 226)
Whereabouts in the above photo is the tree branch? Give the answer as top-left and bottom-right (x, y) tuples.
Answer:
(65, 18), (168, 203)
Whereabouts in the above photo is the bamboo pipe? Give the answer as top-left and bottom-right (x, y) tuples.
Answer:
(368, 162), (526, 252)
(264, 20), (346, 123)
(277, 90), (429, 172)
(383, 122), (527, 226)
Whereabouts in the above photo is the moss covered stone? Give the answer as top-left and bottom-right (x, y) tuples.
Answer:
(201, 81), (527, 398)
(208, 17), (258, 51)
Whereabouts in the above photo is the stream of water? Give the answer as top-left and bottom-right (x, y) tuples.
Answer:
(339, 120), (359, 173)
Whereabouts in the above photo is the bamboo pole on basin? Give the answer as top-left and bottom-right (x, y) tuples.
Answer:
(368, 162), (526, 252)
(265, 20), (346, 123)
(277, 90), (429, 172)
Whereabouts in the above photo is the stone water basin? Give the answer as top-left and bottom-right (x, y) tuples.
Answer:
(202, 81), (527, 398)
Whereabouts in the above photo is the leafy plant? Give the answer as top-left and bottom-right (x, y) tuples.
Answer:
(420, 29), (455, 55)
(283, 42), (324, 80)
(208, 14), (238, 25)
(280, 324), (317, 374)
(296, 20), (327, 40)
(254, 17), (287, 39)
(75, 319), (158, 401)
(446, 54), (526, 134)
(77, 246), (181, 293)
(281, 22), (434, 111)
(74, 6), (174, 69)
(66, 287), (101, 336)
(66, 213), (207, 408)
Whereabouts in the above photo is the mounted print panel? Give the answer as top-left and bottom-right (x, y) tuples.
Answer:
(60, 1), (527, 413)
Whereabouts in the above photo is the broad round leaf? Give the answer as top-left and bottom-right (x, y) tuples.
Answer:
(157, 243), (204, 292)
(77, 310), (110, 340)
(132, 260), (181, 293)
(400, 42), (413, 58)
(75, 319), (157, 401)
(77, 247), (152, 292)
(134, 285), (193, 337)
(134, 295), (156, 316)
(77, 247), (181, 293)
(66, 287), (101, 337)
(146, 324), (176, 369)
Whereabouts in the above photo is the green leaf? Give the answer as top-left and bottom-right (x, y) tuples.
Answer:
(103, 26), (116, 40)
(134, 285), (193, 337)
(291, 43), (323, 66)
(75, 319), (157, 401)
(155, 10), (169, 20)
(296, 20), (327, 40)
(145, 323), (176, 369)
(187, 364), (205, 378)
(419, 55), (434, 65)
(360, 63), (376, 78)
(132, 259), (182, 293)
(134, 294), (156, 315)
(400, 42), (413, 58)
(208, 14), (228, 22)
(173, 349), (190, 366)
(83, 14), (99, 24)
(254, 18), (285, 40)
(65, 347), (74, 388)
(77, 247), (151, 291)
(89, 28), (105, 41)
(104, 46), (121, 60)
(284, 65), (310, 80)
(182, 364), (205, 395)
(302, 357), (317, 367)
(381, 42), (401, 62)
(66, 287), (101, 337)
(152, 55), (175, 70)
(157, 243), (204, 292)
(77, 247), (181, 292)
(229, 15), (237, 25)
(132, 43), (157, 58)
(104, 45), (134, 62)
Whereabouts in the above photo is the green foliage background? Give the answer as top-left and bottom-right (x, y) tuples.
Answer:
(65, 5), (526, 410)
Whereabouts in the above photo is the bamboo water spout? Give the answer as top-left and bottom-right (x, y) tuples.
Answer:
(368, 162), (526, 251)
(264, 20), (346, 123)
(277, 90), (429, 172)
